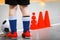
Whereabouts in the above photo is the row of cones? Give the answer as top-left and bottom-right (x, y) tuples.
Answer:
(30, 10), (51, 30)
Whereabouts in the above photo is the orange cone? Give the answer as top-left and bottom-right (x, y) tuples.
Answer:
(38, 11), (44, 29)
(30, 12), (38, 30)
(44, 10), (51, 27)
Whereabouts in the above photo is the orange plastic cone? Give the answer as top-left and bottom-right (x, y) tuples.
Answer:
(38, 11), (44, 29)
(30, 12), (38, 30)
(44, 10), (51, 27)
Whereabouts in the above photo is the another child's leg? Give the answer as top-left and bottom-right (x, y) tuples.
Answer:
(20, 5), (30, 38)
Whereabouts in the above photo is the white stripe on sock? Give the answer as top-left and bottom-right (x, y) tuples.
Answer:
(23, 17), (30, 21)
(9, 16), (17, 20)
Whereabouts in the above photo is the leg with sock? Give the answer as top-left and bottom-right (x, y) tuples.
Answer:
(9, 16), (17, 38)
(20, 5), (30, 38)
(5, 5), (17, 38)
(22, 16), (30, 38)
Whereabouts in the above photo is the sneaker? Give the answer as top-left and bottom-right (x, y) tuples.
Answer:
(5, 32), (18, 39)
(12, 32), (18, 39)
(22, 31), (30, 39)
(5, 32), (12, 38)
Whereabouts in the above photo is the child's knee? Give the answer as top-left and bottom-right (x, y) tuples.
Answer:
(9, 5), (17, 16)
(20, 5), (30, 16)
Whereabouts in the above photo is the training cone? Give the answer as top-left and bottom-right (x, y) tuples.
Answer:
(30, 12), (38, 30)
(44, 10), (51, 27)
(38, 11), (44, 29)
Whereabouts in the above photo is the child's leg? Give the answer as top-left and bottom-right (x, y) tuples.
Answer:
(20, 5), (30, 33)
(5, 5), (17, 38)
(20, 5), (30, 16)
(9, 5), (17, 34)
(20, 5), (30, 38)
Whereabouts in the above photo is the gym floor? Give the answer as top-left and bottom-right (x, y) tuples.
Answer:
(0, 25), (60, 40)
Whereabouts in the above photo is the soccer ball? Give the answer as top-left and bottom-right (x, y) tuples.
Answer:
(1, 19), (11, 33)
